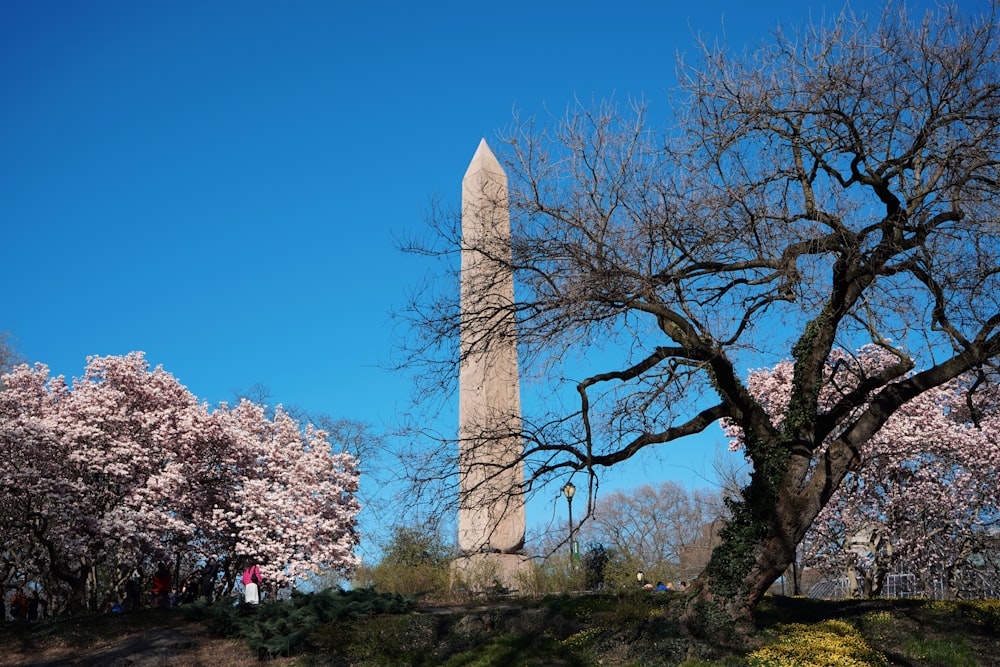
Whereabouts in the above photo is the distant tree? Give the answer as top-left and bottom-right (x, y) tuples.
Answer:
(355, 524), (453, 596)
(0, 353), (361, 613)
(0, 331), (23, 377)
(581, 481), (725, 586)
(581, 542), (613, 591)
(399, 1), (1000, 628)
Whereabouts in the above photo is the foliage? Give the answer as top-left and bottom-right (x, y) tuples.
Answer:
(581, 543), (612, 591)
(902, 636), (975, 667)
(510, 552), (587, 596)
(439, 634), (585, 667)
(399, 0), (1000, 624)
(354, 524), (454, 598)
(6, 593), (1000, 665)
(927, 599), (1000, 634)
(0, 353), (361, 613)
(181, 587), (416, 658)
(378, 525), (453, 569)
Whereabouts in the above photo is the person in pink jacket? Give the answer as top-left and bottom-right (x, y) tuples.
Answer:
(241, 564), (262, 604)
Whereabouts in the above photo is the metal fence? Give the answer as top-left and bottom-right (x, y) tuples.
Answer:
(806, 566), (1000, 600)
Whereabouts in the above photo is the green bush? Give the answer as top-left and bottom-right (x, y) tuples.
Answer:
(353, 524), (454, 599)
(181, 587), (415, 658)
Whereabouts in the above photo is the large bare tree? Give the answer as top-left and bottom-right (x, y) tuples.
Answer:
(397, 2), (1000, 630)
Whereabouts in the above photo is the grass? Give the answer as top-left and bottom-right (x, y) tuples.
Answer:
(1, 592), (998, 665)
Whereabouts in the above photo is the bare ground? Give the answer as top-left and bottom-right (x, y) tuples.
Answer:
(0, 619), (296, 667)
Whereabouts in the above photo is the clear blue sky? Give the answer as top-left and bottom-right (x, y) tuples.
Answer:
(2, 0), (986, 553)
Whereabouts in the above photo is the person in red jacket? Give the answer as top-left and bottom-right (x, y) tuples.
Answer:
(151, 562), (172, 609)
(10, 591), (28, 621)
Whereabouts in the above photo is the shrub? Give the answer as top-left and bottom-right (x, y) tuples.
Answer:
(511, 554), (586, 595)
(181, 587), (415, 658)
(354, 524), (453, 598)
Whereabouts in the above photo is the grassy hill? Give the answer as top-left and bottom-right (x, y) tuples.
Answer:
(1, 590), (997, 666)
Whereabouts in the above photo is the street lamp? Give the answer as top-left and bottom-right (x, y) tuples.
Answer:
(562, 482), (576, 561)
(637, 571), (644, 587)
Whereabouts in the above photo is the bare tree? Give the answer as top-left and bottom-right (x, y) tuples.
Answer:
(0, 331), (23, 378)
(397, 2), (1000, 629)
(582, 482), (726, 581)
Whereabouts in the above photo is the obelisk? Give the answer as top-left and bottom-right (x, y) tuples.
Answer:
(452, 139), (530, 590)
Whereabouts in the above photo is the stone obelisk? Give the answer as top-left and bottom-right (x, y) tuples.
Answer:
(452, 139), (530, 590)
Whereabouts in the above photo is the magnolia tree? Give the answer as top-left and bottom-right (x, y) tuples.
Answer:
(726, 348), (1000, 598)
(0, 353), (360, 613)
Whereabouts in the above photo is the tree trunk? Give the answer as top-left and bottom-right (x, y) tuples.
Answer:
(680, 448), (840, 637)
(681, 514), (804, 636)
(27, 516), (90, 612)
(62, 570), (89, 613)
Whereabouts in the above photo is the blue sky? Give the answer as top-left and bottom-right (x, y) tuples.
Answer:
(2, 0), (988, 554)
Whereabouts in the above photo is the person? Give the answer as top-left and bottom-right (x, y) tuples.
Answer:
(199, 556), (220, 603)
(10, 591), (28, 621)
(27, 591), (39, 621)
(680, 580), (690, 592)
(655, 581), (667, 591)
(151, 562), (172, 609)
(241, 564), (262, 604)
(123, 570), (141, 611)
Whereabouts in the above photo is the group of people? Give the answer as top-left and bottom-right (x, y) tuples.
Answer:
(107, 557), (263, 612)
(7, 558), (266, 618)
(644, 580), (691, 592)
(5, 559), (265, 619)
(148, 558), (223, 609)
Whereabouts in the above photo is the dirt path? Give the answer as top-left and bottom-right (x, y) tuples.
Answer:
(0, 621), (294, 666)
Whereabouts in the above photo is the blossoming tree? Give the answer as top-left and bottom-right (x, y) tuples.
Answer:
(726, 348), (1000, 598)
(0, 352), (361, 613)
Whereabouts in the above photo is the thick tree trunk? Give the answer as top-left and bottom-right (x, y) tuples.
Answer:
(680, 448), (842, 637)
(681, 519), (804, 636)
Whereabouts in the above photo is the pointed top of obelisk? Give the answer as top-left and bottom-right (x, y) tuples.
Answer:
(464, 138), (505, 181)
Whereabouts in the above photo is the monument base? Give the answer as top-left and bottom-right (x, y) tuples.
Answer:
(451, 553), (534, 595)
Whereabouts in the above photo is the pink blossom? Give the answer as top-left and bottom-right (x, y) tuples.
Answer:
(0, 352), (361, 610)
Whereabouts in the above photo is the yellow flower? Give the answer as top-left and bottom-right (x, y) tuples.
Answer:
(746, 620), (888, 667)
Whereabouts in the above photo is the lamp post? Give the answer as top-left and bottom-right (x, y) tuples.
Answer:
(562, 482), (576, 562)
(637, 571), (644, 588)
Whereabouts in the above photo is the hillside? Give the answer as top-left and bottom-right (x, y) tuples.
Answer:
(1, 592), (998, 666)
